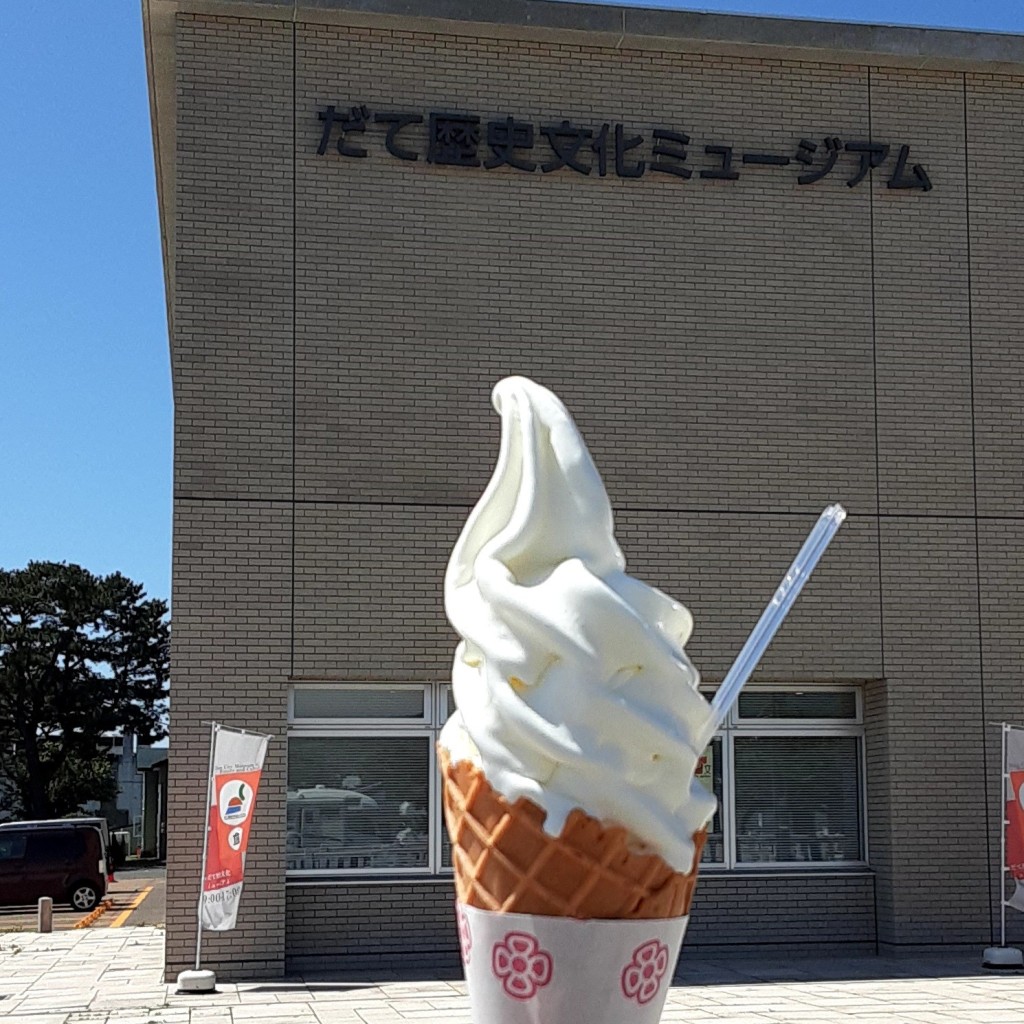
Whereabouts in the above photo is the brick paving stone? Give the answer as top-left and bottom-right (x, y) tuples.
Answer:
(4, 927), (1024, 1022)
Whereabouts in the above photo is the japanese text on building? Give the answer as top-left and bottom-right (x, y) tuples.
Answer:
(315, 104), (933, 191)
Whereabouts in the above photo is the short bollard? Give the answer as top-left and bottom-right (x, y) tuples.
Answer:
(37, 896), (53, 933)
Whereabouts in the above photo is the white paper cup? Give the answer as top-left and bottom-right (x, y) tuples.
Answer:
(456, 903), (688, 1023)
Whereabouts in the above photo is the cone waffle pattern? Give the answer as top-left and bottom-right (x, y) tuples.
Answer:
(440, 749), (706, 919)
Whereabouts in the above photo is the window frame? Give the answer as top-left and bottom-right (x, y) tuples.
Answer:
(437, 684), (455, 726)
(434, 685), (455, 873)
(288, 683), (431, 727)
(286, 682), (866, 881)
(288, 684), (449, 879)
(703, 684), (867, 873)
(733, 687), (863, 727)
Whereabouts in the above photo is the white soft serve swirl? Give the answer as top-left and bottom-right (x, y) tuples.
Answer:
(440, 376), (716, 872)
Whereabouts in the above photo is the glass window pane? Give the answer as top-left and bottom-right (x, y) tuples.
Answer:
(0, 834), (27, 860)
(737, 691), (857, 720)
(734, 736), (862, 864)
(287, 736), (430, 871)
(441, 814), (453, 869)
(29, 831), (82, 860)
(292, 687), (426, 721)
(697, 738), (724, 864)
(440, 691), (454, 866)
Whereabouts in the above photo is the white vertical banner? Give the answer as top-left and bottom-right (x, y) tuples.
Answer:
(199, 725), (271, 932)
(1005, 725), (1024, 913)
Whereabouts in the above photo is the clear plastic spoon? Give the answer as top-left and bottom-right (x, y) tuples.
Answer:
(696, 503), (847, 750)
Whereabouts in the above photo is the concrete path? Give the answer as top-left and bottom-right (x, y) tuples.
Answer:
(3, 927), (1024, 1023)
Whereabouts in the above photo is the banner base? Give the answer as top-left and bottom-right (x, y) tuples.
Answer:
(982, 946), (1024, 969)
(176, 969), (217, 992)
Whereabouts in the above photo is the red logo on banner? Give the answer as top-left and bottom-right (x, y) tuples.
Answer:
(203, 769), (263, 894)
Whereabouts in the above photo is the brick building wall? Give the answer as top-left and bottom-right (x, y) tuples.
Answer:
(152, 0), (1024, 980)
(284, 874), (877, 974)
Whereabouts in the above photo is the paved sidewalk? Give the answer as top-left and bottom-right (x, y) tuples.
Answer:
(3, 927), (1024, 1023)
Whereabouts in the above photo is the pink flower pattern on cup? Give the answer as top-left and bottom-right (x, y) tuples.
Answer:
(621, 939), (670, 1005)
(491, 931), (553, 1000)
(456, 905), (472, 964)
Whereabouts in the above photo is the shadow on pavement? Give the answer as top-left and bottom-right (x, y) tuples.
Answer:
(280, 951), (1024, 988)
(674, 951), (1024, 985)
(292, 964), (465, 985)
(243, 982), (383, 993)
(116, 861), (166, 873)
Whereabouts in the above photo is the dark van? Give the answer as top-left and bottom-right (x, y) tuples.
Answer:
(0, 824), (107, 910)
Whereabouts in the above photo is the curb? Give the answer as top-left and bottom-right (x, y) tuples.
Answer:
(73, 899), (114, 929)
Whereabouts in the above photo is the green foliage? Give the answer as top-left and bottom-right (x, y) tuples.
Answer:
(0, 561), (169, 820)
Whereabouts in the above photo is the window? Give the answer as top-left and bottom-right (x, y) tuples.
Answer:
(699, 686), (865, 869)
(28, 831), (83, 862)
(288, 683), (864, 879)
(696, 737), (724, 863)
(0, 834), (26, 861)
(287, 684), (449, 876)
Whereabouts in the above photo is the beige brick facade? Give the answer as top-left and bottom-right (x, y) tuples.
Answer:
(144, 0), (1024, 980)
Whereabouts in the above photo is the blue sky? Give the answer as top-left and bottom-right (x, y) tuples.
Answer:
(2, 1), (1023, 606)
(2, 5), (169, 602)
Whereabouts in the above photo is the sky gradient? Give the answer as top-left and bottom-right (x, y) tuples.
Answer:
(3, 1), (1023, 606)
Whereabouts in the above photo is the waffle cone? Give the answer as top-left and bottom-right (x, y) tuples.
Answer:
(440, 748), (706, 919)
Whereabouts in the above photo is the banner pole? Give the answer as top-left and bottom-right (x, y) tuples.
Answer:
(1001, 722), (1008, 950)
(195, 720), (218, 972)
(984, 721), (1022, 968)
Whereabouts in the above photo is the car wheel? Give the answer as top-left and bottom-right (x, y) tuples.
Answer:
(70, 882), (99, 911)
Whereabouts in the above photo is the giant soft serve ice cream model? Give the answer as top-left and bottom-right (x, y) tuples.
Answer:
(439, 376), (844, 1022)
